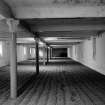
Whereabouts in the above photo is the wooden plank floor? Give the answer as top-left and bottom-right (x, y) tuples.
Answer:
(1, 59), (105, 105)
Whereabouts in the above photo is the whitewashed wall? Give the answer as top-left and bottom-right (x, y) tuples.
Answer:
(17, 45), (30, 62)
(0, 41), (10, 67)
(67, 46), (72, 58)
(30, 48), (35, 59)
(0, 41), (31, 67)
(29, 47), (47, 59)
(68, 33), (105, 75)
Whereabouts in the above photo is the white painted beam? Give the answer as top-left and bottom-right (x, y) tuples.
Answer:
(51, 45), (75, 48)
(14, 5), (105, 18)
(0, 31), (34, 38)
(46, 39), (84, 43)
(49, 42), (81, 45)
(17, 31), (34, 38)
(39, 31), (97, 37)
(36, 25), (105, 32)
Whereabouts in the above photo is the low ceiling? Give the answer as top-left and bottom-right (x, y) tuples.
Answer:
(3, 0), (105, 18)
(2, 0), (105, 47)
(3, 0), (105, 7)
(20, 18), (105, 47)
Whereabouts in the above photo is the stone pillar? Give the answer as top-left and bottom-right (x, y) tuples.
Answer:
(50, 47), (52, 59)
(35, 37), (39, 74)
(50, 47), (53, 59)
(48, 47), (51, 61)
(7, 19), (19, 99)
(46, 46), (49, 64)
(43, 46), (46, 65)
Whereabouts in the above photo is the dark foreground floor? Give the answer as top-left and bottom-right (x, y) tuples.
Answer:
(1, 59), (105, 105)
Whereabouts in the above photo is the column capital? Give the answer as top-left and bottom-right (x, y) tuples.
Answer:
(6, 18), (19, 32)
(34, 36), (39, 43)
(34, 32), (39, 38)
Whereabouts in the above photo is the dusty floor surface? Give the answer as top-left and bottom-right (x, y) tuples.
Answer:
(1, 59), (105, 105)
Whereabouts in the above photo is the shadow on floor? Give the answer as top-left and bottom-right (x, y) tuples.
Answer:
(2, 58), (105, 105)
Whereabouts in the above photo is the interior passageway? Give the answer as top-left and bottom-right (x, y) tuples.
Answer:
(0, 58), (105, 105)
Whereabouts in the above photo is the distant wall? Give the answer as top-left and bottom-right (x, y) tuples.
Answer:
(68, 33), (105, 75)
(52, 48), (67, 57)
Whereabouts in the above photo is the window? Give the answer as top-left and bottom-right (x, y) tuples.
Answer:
(24, 47), (27, 55)
(39, 50), (43, 57)
(0, 42), (3, 56)
(33, 49), (35, 55)
(30, 48), (32, 54)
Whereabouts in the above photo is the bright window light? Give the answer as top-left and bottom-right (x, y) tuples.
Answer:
(24, 47), (27, 55)
(0, 42), (3, 56)
(30, 48), (32, 54)
(39, 41), (44, 45)
(39, 50), (43, 57)
(33, 49), (35, 54)
(44, 37), (58, 41)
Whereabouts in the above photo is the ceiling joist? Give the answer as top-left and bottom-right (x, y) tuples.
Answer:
(36, 24), (105, 32)
(39, 31), (97, 38)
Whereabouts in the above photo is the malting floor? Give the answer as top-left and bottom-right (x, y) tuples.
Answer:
(1, 58), (105, 105)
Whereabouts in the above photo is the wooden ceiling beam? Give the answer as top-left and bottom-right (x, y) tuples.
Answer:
(35, 24), (105, 32)
(48, 42), (81, 45)
(50, 45), (73, 48)
(39, 31), (97, 38)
